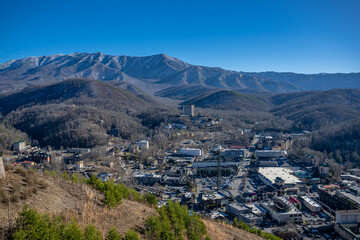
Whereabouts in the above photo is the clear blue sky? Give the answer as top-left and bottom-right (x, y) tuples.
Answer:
(0, 0), (359, 73)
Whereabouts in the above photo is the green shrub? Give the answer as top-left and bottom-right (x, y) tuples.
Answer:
(124, 229), (139, 240)
(11, 206), (122, 240)
(105, 227), (122, 240)
(85, 175), (154, 208)
(145, 200), (207, 240)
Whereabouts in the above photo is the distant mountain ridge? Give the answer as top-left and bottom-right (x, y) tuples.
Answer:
(2, 52), (358, 96)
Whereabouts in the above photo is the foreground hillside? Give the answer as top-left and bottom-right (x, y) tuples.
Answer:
(0, 166), (264, 240)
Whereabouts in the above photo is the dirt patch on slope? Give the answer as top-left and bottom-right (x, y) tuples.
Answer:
(204, 220), (264, 240)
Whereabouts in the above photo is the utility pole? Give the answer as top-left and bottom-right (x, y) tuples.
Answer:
(8, 192), (10, 230)
(217, 150), (223, 189)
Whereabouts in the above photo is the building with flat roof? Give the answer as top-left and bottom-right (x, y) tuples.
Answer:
(226, 203), (263, 226)
(255, 150), (286, 159)
(221, 148), (248, 158)
(179, 148), (202, 157)
(258, 167), (303, 191)
(335, 209), (360, 224)
(261, 201), (302, 224)
(300, 196), (321, 212)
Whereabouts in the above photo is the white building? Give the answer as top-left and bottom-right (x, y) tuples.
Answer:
(179, 148), (202, 157)
(138, 140), (149, 150)
(226, 203), (263, 226)
(300, 196), (321, 212)
(13, 141), (27, 151)
(258, 167), (302, 190)
(261, 201), (302, 224)
(0, 157), (5, 179)
(335, 210), (360, 224)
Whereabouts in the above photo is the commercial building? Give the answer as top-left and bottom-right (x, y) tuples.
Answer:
(179, 148), (202, 157)
(31, 152), (51, 163)
(255, 150), (286, 159)
(300, 196), (321, 212)
(221, 148), (248, 158)
(226, 203), (263, 226)
(335, 209), (360, 224)
(201, 192), (229, 209)
(261, 198), (302, 224)
(258, 167), (303, 191)
(342, 175), (360, 182)
(192, 161), (240, 169)
(133, 172), (161, 185)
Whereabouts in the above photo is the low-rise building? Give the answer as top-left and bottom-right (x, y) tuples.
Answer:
(255, 150), (286, 159)
(226, 203), (263, 226)
(258, 167), (303, 192)
(97, 172), (113, 182)
(13, 141), (27, 151)
(300, 196), (321, 212)
(201, 192), (229, 209)
(221, 148), (248, 158)
(133, 172), (161, 185)
(179, 148), (202, 157)
(261, 201), (302, 224)
(138, 140), (149, 150)
(335, 209), (360, 224)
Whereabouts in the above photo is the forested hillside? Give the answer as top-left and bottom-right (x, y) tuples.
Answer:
(0, 79), (165, 148)
(270, 89), (360, 130)
(183, 91), (271, 111)
(311, 119), (360, 164)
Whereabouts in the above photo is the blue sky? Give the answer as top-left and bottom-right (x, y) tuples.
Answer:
(0, 0), (359, 73)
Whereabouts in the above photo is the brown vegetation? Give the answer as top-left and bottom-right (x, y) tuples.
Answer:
(203, 219), (263, 240)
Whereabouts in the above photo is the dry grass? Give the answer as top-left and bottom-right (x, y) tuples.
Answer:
(0, 166), (156, 239)
(0, 166), (262, 240)
(203, 219), (264, 240)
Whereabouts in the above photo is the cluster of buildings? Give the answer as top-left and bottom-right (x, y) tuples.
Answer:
(6, 126), (360, 240)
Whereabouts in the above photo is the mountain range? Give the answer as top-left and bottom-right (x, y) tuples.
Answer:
(1, 52), (359, 97)
(0, 52), (359, 147)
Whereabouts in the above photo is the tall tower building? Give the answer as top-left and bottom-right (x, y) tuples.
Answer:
(183, 104), (195, 116)
(0, 157), (5, 179)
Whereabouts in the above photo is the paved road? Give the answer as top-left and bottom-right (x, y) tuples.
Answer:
(229, 134), (257, 198)
(229, 158), (251, 198)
